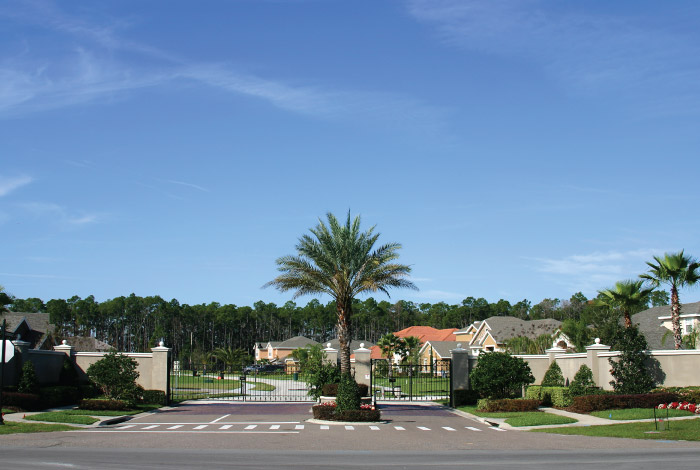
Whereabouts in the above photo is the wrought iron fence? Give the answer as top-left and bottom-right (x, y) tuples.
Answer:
(371, 359), (451, 402)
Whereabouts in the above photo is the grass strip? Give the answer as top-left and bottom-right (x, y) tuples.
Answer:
(531, 417), (700, 440)
(0, 421), (75, 434)
(590, 408), (694, 420)
(505, 414), (577, 427)
(69, 404), (161, 416)
(249, 382), (276, 391)
(25, 412), (99, 425)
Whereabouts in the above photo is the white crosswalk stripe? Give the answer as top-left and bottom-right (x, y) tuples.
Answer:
(167, 425), (183, 430)
(193, 425), (208, 430)
(142, 425), (159, 430)
(219, 425), (232, 430)
(344, 425), (354, 430)
(295, 425), (304, 430)
(465, 426), (482, 432)
(488, 427), (506, 431)
(442, 427), (455, 431)
(244, 425), (257, 430)
(320, 425), (329, 430)
(417, 426), (431, 431)
(269, 425), (280, 430)
(394, 426), (405, 431)
(117, 425), (135, 429)
(369, 426), (380, 431)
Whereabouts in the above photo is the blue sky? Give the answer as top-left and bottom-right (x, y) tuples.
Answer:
(2, 0), (700, 308)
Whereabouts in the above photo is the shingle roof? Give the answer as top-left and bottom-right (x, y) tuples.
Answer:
(474, 316), (561, 345)
(276, 336), (319, 349)
(631, 302), (700, 350)
(0, 312), (55, 349)
(423, 341), (461, 359)
(394, 326), (458, 342)
(63, 336), (113, 352)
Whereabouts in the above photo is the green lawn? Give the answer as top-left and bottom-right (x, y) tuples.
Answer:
(456, 406), (577, 427)
(249, 382), (276, 391)
(532, 417), (700, 440)
(25, 412), (99, 425)
(0, 421), (75, 434)
(590, 408), (695, 420)
(70, 404), (162, 416)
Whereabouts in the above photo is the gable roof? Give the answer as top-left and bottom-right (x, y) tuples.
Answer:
(0, 312), (55, 350)
(631, 302), (700, 350)
(394, 326), (458, 342)
(422, 341), (461, 359)
(471, 316), (561, 345)
(62, 336), (113, 352)
(275, 336), (319, 349)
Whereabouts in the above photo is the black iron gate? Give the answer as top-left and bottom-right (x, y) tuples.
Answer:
(370, 359), (452, 402)
(169, 360), (314, 402)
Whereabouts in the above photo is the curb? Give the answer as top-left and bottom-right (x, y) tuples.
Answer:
(306, 418), (389, 426)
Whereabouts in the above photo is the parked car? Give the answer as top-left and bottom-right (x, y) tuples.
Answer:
(243, 364), (285, 374)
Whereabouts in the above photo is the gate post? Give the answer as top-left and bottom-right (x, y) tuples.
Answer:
(450, 344), (470, 407)
(353, 344), (371, 389)
(151, 341), (171, 404)
(323, 343), (338, 366)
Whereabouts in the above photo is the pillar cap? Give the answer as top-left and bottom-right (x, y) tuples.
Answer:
(586, 338), (611, 351)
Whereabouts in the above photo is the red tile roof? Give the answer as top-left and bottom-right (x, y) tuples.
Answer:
(394, 326), (458, 342)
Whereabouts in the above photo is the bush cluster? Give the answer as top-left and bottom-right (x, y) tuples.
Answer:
(453, 389), (480, 407)
(526, 386), (572, 407)
(86, 352), (140, 403)
(570, 392), (678, 413)
(569, 365), (597, 397)
(78, 399), (130, 411)
(335, 373), (361, 412)
(476, 398), (541, 412)
(470, 352), (534, 399)
(653, 387), (700, 404)
(18, 361), (40, 394)
(38, 386), (80, 408)
(321, 383), (369, 397)
(141, 389), (167, 405)
(540, 362), (565, 387)
(1, 391), (41, 411)
(311, 404), (380, 422)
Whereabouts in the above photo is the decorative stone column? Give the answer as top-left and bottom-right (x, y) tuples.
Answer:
(323, 343), (338, 366)
(585, 338), (611, 389)
(54, 339), (75, 360)
(151, 341), (171, 402)
(545, 346), (566, 365)
(353, 344), (371, 388)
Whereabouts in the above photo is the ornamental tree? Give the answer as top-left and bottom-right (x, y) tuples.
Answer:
(87, 351), (140, 402)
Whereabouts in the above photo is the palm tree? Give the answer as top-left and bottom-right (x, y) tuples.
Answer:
(596, 280), (654, 329)
(640, 251), (700, 350)
(401, 336), (423, 365)
(377, 333), (405, 362)
(265, 212), (416, 376)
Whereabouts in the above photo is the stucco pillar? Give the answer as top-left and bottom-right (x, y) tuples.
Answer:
(151, 342), (171, 403)
(353, 344), (371, 387)
(585, 338), (611, 388)
(54, 339), (75, 360)
(323, 343), (338, 366)
(545, 346), (566, 364)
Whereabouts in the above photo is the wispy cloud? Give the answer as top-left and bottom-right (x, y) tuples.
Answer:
(0, 1), (449, 137)
(407, 0), (700, 115)
(527, 248), (663, 294)
(16, 202), (100, 226)
(0, 175), (33, 196)
(166, 179), (210, 193)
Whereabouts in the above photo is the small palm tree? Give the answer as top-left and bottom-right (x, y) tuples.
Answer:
(265, 212), (416, 375)
(596, 280), (654, 329)
(401, 336), (423, 365)
(640, 251), (700, 350)
(377, 333), (406, 363)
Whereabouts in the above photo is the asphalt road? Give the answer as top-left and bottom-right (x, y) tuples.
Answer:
(1, 402), (699, 469)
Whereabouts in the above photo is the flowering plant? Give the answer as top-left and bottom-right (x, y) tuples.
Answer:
(319, 401), (337, 407)
(658, 401), (700, 414)
(360, 404), (375, 411)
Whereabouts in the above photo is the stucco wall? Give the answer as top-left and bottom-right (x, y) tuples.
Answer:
(75, 352), (156, 390)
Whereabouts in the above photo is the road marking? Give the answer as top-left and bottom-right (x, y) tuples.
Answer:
(369, 426), (380, 431)
(442, 427), (456, 431)
(117, 425), (135, 429)
(394, 426), (405, 431)
(269, 425), (280, 430)
(465, 426), (482, 432)
(344, 426), (354, 431)
(210, 414), (231, 424)
(167, 425), (183, 430)
(320, 425), (329, 430)
(295, 425), (304, 430)
(193, 425), (208, 430)
(142, 425), (159, 430)
(244, 425), (257, 430)
(417, 426), (431, 431)
(77, 431), (299, 434)
(488, 427), (506, 432)
(220, 425), (232, 430)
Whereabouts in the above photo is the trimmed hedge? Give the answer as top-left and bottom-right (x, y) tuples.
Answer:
(526, 386), (573, 408)
(477, 398), (541, 412)
(38, 386), (80, 409)
(141, 389), (167, 405)
(1, 391), (41, 411)
(311, 404), (381, 422)
(321, 383), (369, 397)
(570, 392), (678, 413)
(78, 399), (130, 411)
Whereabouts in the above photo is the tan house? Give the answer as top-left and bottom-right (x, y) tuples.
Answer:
(254, 336), (319, 363)
(453, 316), (571, 354)
(632, 301), (700, 349)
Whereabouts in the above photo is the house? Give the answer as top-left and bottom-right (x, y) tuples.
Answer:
(418, 340), (460, 374)
(0, 312), (55, 350)
(632, 301), (700, 349)
(254, 336), (319, 363)
(452, 316), (571, 354)
(370, 326), (459, 362)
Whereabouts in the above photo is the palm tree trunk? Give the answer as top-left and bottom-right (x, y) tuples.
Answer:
(336, 299), (352, 376)
(671, 285), (682, 350)
(622, 308), (632, 329)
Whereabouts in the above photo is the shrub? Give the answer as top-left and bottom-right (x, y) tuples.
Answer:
(59, 357), (80, 386)
(79, 398), (130, 411)
(541, 362), (565, 387)
(470, 352), (535, 399)
(609, 325), (654, 394)
(78, 383), (100, 399)
(654, 386), (700, 403)
(336, 373), (361, 412)
(1, 391), (41, 411)
(18, 361), (40, 394)
(311, 404), (380, 422)
(569, 365), (597, 397)
(453, 389), (480, 407)
(38, 386), (80, 408)
(479, 398), (541, 412)
(526, 386), (572, 407)
(141, 389), (167, 405)
(87, 352), (140, 403)
(322, 382), (368, 397)
(570, 392), (678, 413)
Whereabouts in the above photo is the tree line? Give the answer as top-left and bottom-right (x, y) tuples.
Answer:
(6, 289), (671, 361)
